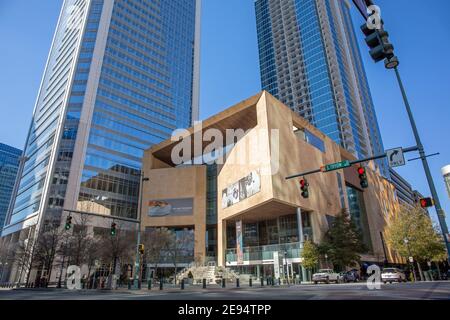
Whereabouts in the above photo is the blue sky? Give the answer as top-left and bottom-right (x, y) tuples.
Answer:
(0, 0), (449, 227)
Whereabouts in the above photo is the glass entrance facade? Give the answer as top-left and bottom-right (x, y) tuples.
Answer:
(225, 212), (312, 264)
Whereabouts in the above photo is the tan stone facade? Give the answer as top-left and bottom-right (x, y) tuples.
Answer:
(141, 92), (402, 271)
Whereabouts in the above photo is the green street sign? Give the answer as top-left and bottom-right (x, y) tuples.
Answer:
(321, 160), (351, 172)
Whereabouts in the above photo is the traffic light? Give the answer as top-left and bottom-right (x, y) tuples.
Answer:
(361, 22), (397, 68)
(110, 222), (117, 236)
(419, 197), (434, 208)
(65, 216), (72, 230)
(300, 179), (309, 199)
(358, 167), (369, 189)
(138, 244), (145, 255)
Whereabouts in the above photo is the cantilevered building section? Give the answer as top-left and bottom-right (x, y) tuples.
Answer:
(3, 0), (201, 240)
(255, 0), (388, 176)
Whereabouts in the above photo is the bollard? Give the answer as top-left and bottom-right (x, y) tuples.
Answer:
(181, 279), (185, 290)
(128, 281), (131, 290)
(222, 278), (226, 288)
(202, 279), (207, 289)
(236, 278), (240, 288)
(160, 279), (163, 290)
(260, 277), (264, 287)
(249, 278), (252, 287)
(148, 279), (152, 290)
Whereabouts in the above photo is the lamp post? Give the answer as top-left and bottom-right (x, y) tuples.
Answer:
(392, 65), (450, 263)
(284, 251), (288, 285)
(403, 238), (416, 282)
(133, 173), (149, 290)
(324, 254), (329, 269)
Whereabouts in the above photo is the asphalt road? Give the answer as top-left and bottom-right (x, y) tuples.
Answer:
(0, 281), (449, 300)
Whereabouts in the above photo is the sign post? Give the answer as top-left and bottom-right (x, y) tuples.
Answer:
(386, 147), (406, 168)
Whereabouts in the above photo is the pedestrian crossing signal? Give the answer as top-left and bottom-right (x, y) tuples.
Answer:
(419, 197), (434, 208)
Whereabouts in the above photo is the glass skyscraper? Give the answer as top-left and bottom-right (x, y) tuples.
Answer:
(255, 0), (388, 176)
(2, 0), (201, 237)
(0, 143), (22, 232)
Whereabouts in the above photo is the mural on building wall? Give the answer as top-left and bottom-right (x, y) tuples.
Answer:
(236, 220), (244, 265)
(148, 198), (194, 217)
(222, 170), (261, 209)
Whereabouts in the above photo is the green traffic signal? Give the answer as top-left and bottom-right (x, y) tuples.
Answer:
(65, 216), (72, 230)
(111, 223), (117, 236)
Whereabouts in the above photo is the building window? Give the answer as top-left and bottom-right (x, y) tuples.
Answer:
(293, 126), (325, 153)
(346, 185), (372, 252)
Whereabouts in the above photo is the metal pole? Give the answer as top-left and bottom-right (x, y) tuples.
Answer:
(133, 173), (147, 289)
(394, 67), (450, 262)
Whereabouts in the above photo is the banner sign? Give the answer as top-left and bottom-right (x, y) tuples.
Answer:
(273, 251), (280, 279)
(236, 220), (244, 265)
(148, 198), (193, 217)
(222, 170), (261, 209)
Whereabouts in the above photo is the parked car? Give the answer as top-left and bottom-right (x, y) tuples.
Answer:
(340, 270), (359, 283)
(313, 269), (341, 284)
(381, 268), (406, 283)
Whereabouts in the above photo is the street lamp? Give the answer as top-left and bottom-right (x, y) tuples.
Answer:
(284, 251), (288, 285)
(324, 254), (329, 268)
(403, 238), (417, 282)
(133, 173), (149, 290)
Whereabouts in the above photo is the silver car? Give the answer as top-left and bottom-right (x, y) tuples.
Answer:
(313, 269), (341, 284)
(381, 268), (406, 283)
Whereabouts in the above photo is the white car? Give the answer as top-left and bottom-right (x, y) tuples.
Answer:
(313, 269), (341, 284)
(381, 268), (406, 283)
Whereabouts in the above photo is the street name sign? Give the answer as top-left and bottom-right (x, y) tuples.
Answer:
(386, 147), (405, 168)
(321, 160), (351, 172)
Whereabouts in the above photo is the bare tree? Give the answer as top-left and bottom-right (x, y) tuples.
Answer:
(65, 215), (95, 266)
(32, 223), (67, 287)
(167, 229), (195, 284)
(96, 224), (135, 287)
(12, 229), (37, 285)
(143, 227), (173, 281)
(0, 238), (16, 283)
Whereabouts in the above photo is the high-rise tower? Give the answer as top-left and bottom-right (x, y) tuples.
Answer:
(2, 0), (201, 238)
(0, 143), (22, 233)
(255, 0), (387, 176)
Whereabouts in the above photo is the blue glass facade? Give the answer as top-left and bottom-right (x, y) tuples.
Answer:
(255, 0), (388, 176)
(0, 143), (22, 231)
(4, 0), (200, 235)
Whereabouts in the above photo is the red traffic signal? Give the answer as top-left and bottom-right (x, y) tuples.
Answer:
(300, 179), (309, 199)
(358, 167), (368, 189)
(420, 197), (434, 208)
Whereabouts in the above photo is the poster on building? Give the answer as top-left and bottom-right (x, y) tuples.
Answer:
(241, 170), (261, 199)
(230, 182), (240, 206)
(222, 170), (261, 209)
(236, 220), (244, 265)
(148, 198), (193, 217)
(273, 251), (280, 279)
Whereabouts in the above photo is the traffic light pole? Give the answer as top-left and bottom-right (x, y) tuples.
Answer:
(285, 145), (418, 180)
(133, 173), (149, 290)
(393, 66), (450, 262)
